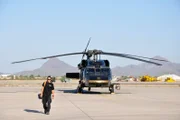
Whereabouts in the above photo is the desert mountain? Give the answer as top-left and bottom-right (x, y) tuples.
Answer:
(15, 58), (78, 76)
(112, 56), (180, 76)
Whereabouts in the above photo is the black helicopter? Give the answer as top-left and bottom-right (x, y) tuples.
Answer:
(12, 38), (168, 94)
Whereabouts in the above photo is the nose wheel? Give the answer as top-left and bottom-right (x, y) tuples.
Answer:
(77, 80), (83, 93)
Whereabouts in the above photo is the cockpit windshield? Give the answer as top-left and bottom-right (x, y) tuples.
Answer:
(86, 68), (110, 75)
(88, 61), (105, 66)
(85, 68), (111, 80)
(86, 68), (95, 73)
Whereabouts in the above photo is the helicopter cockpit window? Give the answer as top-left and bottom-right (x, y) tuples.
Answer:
(88, 61), (105, 66)
(86, 68), (95, 73)
(101, 68), (110, 72)
(96, 68), (100, 72)
(101, 68), (110, 75)
(86, 68), (110, 75)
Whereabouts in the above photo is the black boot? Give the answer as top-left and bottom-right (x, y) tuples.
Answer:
(46, 112), (50, 115)
(44, 109), (46, 114)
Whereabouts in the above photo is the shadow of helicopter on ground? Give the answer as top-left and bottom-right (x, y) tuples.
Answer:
(57, 88), (131, 95)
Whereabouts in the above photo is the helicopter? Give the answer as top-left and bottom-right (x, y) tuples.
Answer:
(12, 38), (168, 94)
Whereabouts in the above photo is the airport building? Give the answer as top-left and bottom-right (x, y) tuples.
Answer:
(0, 74), (12, 79)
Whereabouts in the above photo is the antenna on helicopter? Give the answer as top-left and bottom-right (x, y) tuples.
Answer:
(81, 37), (91, 60)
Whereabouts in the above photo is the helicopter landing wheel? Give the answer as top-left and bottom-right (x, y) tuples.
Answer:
(109, 85), (115, 94)
(77, 83), (83, 93)
(88, 87), (91, 91)
(77, 86), (83, 93)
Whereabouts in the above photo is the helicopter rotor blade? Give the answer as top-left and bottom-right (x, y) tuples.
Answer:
(121, 53), (168, 62)
(12, 52), (85, 64)
(101, 51), (163, 66)
(82, 37), (91, 60)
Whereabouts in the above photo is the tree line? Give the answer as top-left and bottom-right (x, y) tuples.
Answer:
(8, 75), (46, 80)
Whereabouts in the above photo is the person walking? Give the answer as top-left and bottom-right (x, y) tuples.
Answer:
(40, 76), (55, 115)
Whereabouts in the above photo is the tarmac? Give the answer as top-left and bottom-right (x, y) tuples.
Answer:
(0, 86), (180, 120)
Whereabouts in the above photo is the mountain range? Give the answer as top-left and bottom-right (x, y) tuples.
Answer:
(15, 58), (78, 76)
(112, 56), (180, 76)
(7, 56), (180, 76)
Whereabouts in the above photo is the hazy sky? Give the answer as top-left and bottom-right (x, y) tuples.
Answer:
(0, 0), (180, 73)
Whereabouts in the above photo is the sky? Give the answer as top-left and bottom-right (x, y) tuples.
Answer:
(0, 0), (180, 73)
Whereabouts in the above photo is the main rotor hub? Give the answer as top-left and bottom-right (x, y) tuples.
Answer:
(86, 49), (102, 57)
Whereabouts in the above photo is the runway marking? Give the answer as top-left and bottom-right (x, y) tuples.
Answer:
(61, 93), (93, 120)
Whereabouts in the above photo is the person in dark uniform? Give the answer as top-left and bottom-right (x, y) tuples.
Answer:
(40, 76), (55, 115)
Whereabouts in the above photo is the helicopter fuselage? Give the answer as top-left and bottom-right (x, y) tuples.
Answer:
(79, 60), (112, 88)
(82, 68), (111, 87)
